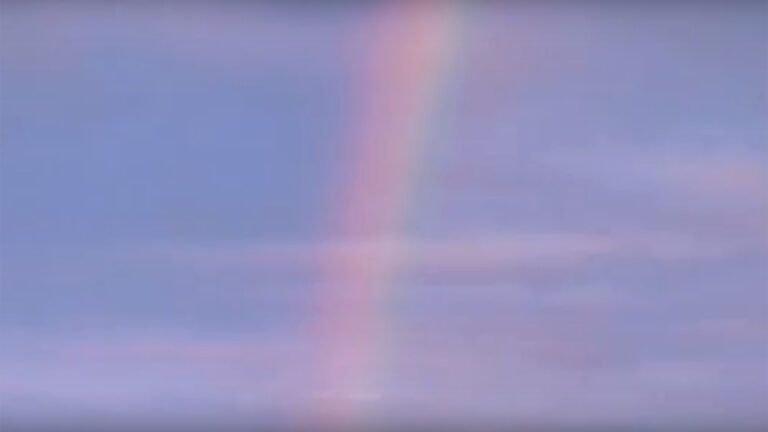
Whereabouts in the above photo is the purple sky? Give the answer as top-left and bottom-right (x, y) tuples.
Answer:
(1, 1), (767, 431)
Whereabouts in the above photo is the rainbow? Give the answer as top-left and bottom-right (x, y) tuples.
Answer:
(311, 2), (465, 429)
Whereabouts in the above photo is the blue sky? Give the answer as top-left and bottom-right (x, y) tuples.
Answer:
(1, 2), (766, 430)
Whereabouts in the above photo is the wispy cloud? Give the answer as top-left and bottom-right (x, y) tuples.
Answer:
(149, 229), (754, 273)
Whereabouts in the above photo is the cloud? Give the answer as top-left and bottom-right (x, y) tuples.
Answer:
(148, 229), (752, 276)
(0, 335), (314, 422)
(3, 331), (765, 429)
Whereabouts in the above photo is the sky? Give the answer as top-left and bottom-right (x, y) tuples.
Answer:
(1, 1), (767, 431)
